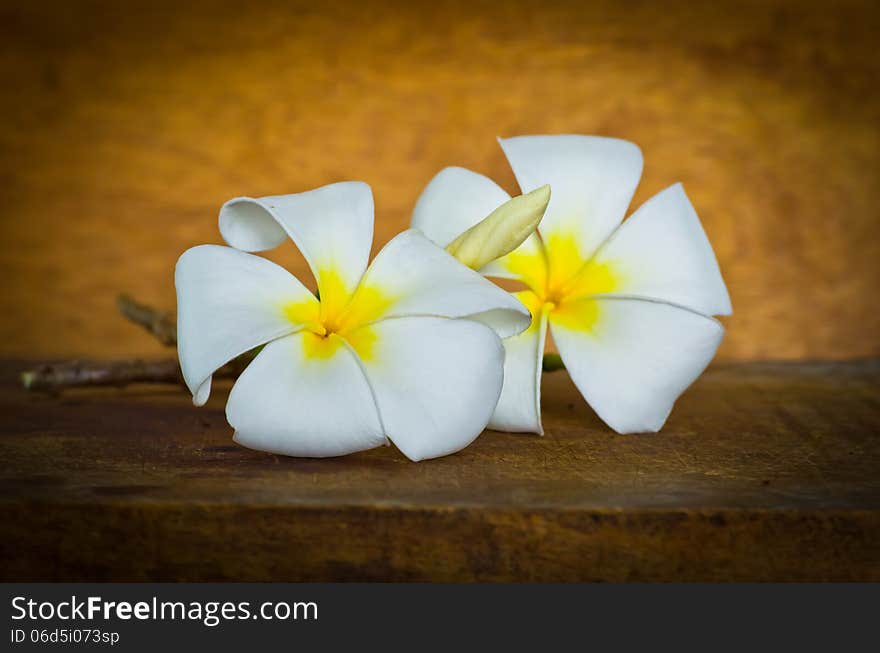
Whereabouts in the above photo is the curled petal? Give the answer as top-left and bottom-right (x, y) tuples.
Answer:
(218, 182), (374, 315)
(549, 297), (724, 433)
(175, 245), (319, 405)
(347, 317), (504, 461)
(344, 230), (531, 338)
(573, 183), (732, 316)
(227, 333), (387, 457)
(499, 134), (643, 269)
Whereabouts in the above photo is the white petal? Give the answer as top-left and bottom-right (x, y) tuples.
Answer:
(218, 182), (374, 309)
(411, 167), (511, 247)
(345, 229), (530, 338)
(499, 134), (643, 261)
(549, 297), (724, 433)
(175, 245), (319, 406)
(348, 317), (504, 461)
(488, 301), (548, 435)
(227, 333), (386, 457)
(582, 183), (732, 316)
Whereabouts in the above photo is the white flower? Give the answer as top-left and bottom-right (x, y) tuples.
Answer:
(176, 181), (530, 461)
(412, 135), (732, 434)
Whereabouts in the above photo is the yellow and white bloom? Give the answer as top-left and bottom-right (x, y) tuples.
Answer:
(412, 135), (732, 434)
(176, 181), (530, 461)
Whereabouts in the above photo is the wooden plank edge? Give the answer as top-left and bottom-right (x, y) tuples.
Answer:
(2, 501), (877, 581)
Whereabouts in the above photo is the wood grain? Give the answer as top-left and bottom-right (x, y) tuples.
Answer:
(1, 359), (878, 581)
(0, 0), (878, 360)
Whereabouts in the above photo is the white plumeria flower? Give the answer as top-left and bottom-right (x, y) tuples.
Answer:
(176, 181), (530, 461)
(412, 135), (732, 435)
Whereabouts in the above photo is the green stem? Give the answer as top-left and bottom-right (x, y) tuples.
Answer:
(542, 353), (565, 372)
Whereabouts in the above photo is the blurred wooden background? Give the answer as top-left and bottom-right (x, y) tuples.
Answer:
(0, 0), (877, 361)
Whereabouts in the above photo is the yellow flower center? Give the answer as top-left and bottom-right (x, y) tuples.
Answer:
(282, 267), (394, 362)
(500, 229), (622, 333)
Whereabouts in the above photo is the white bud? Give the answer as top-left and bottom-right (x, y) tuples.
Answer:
(445, 184), (550, 270)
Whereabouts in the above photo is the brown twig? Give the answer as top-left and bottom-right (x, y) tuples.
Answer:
(20, 294), (264, 393)
(116, 293), (177, 346)
(21, 358), (183, 393)
(21, 356), (252, 394)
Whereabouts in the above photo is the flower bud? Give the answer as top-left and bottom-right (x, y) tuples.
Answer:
(445, 184), (550, 270)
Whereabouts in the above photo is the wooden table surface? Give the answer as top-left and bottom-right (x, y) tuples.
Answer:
(2, 359), (877, 581)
